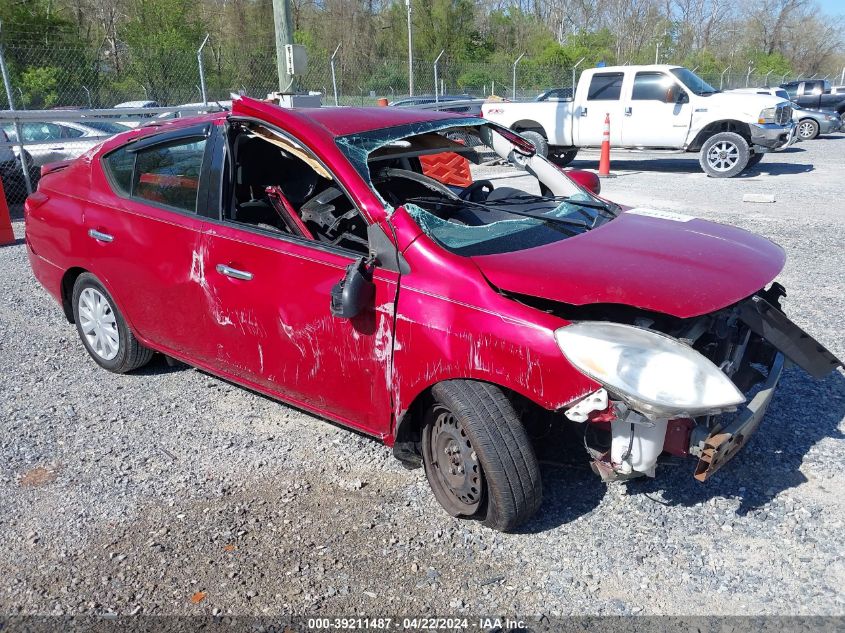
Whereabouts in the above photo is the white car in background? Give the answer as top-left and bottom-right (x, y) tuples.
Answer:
(113, 100), (161, 128)
(152, 101), (232, 121)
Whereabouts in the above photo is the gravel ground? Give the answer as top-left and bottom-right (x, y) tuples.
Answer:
(1, 135), (844, 621)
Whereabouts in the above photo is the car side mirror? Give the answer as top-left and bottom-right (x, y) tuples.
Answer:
(565, 169), (601, 195)
(675, 90), (689, 104)
(330, 256), (375, 319)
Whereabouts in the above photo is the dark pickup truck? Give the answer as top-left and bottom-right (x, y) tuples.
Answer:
(781, 80), (845, 114)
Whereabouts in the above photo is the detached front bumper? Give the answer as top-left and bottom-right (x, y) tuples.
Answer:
(750, 122), (797, 152)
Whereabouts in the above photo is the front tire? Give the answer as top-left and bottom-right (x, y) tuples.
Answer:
(520, 131), (548, 158)
(699, 132), (750, 178)
(796, 118), (819, 140)
(72, 273), (154, 373)
(422, 380), (542, 532)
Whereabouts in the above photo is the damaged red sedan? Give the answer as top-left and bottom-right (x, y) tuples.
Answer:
(25, 97), (842, 531)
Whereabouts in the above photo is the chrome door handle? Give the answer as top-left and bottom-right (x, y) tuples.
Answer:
(624, 107), (633, 116)
(88, 229), (114, 243)
(216, 264), (253, 281)
(581, 107), (588, 117)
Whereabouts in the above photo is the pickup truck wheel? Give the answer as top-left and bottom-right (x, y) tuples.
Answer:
(797, 119), (819, 140)
(422, 380), (542, 532)
(520, 131), (548, 158)
(699, 132), (750, 178)
(549, 148), (578, 166)
(72, 273), (154, 373)
(747, 153), (764, 168)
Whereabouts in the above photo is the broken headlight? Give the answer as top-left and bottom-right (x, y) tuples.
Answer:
(555, 322), (745, 418)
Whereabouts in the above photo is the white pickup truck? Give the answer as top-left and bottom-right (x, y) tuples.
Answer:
(482, 64), (797, 177)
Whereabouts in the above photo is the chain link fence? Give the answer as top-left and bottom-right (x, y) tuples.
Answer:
(1, 39), (837, 206)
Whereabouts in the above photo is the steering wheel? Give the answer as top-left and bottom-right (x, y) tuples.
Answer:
(459, 180), (494, 202)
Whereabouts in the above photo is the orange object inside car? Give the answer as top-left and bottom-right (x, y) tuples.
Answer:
(420, 152), (473, 188)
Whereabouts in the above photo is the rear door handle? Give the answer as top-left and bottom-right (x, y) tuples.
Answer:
(216, 264), (253, 281)
(624, 107), (633, 116)
(581, 107), (588, 117)
(88, 229), (114, 243)
(50, 146), (65, 151)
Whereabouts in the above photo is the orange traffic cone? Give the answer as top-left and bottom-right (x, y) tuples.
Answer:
(0, 177), (15, 246)
(598, 112), (615, 178)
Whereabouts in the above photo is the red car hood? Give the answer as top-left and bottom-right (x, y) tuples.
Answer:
(471, 209), (786, 318)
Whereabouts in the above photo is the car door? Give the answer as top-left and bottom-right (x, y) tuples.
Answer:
(622, 71), (692, 148)
(198, 121), (396, 435)
(83, 124), (215, 362)
(574, 71), (626, 147)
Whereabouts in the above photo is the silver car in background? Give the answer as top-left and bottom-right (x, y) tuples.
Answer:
(0, 120), (130, 169)
(730, 87), (843, 139)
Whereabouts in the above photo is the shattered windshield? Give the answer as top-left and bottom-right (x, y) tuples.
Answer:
(336, 119), (618, 256)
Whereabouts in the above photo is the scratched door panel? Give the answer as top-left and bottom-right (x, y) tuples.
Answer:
(200, 223), (397, 436)
(82, 193), (211, 359)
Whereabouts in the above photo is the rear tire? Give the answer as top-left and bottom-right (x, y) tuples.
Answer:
(699, 132), (750, 178)
(72, 273), (154, 373)
(519, 131), (548, 158)
(549, 148), (578, 166)
(796, 118), (819, 140)
(422, 380), (542, 532)
(746, 153), (764, 169)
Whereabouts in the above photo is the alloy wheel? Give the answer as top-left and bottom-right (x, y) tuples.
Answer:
(78, 287), (120, 361)
(797, 121), (816, 139)
(706, 141), (739, 172)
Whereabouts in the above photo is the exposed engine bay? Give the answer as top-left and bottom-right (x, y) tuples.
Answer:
(524, 282), (840, 482)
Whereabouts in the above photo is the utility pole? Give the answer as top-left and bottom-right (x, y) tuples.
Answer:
(272, 0), (295, 93)
(406, 0), (414, 96)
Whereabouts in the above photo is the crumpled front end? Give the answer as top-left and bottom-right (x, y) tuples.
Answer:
(555, 284), (842, 482)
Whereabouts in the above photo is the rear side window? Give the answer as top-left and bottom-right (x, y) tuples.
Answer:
(587, 73), (624, 100)
(133, 139), (206, 212)
(61, 125), (85, 139)
(21, 122), (63, 142)
(103, 136), (207, 213)
(104, 147), (134, 194)
(632, 72), (671, 100)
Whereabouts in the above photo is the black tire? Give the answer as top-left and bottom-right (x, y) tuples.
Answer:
(699, 131), (750, 178)
(746, 153), (764, 168)
(422, 380), (542, 532)
(519, 130), (548, 158)
(796, 118), (819, 141)
(548, 148), (578, 166)
(72, 272), (154, 373)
